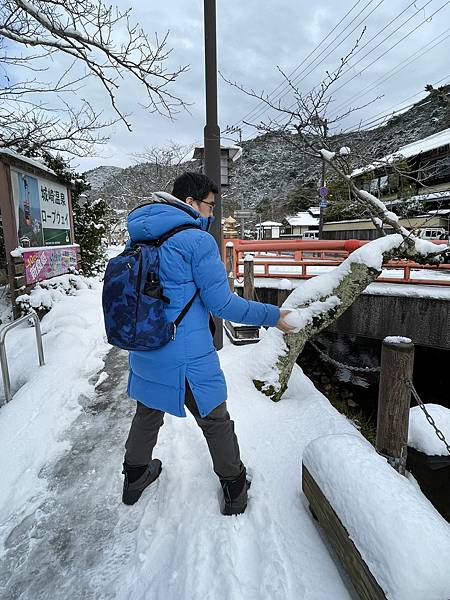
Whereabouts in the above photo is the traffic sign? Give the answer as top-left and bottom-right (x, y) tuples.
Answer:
(234, 210), (257, 219)
(319, 200), (328, 208)
(319, 186), (328, 197)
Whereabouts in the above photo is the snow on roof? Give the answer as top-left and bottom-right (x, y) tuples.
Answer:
(285, 212), (319, 227)
(255, 221), (283, 227)
(352, 127), (450, 177)
(385, 190), (450, 207)
(192, 145), (243, 162)
(428, 208), (450, 215)
(0, 148), (57, 176)
(414, 190), (450, 201)
(308, 206), (321, 216)
(395, 127), (450, 158)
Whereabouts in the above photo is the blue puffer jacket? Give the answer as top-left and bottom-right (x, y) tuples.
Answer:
(126, 192), (280, 417)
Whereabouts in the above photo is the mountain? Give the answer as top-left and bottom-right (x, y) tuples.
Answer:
(83, 85), (450, 220)
(226, 84), (450, 219)
(84, 165), (124, 196)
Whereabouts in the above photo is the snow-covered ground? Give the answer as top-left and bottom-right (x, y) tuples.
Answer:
(1, 261), (449, 599)
(0, 276), (360, 599)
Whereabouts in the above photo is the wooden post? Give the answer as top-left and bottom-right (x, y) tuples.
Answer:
(225, 241), (235, 292)
(376, 337), (415, 475)
(243, 253), (254, 300)
(303, 465), (387, 600)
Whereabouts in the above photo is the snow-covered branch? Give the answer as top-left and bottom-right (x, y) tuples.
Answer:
(249, 234), (447, 401)
(0, 0), (188, 154)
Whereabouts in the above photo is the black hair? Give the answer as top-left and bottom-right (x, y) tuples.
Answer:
(172, 171), (218, 203)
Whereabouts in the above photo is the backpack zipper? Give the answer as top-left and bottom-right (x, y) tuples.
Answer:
(133, 247), (143, 344)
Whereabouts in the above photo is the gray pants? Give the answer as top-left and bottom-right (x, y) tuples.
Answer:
(124, 381), (244, 480)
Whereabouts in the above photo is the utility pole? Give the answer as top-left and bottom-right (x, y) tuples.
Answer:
(318, 118), (328, 240)
(203, 0), (223, 349)
(225, 125), (242, 145)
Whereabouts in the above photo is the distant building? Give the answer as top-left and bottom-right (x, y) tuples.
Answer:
(307, 206), (321, 218)
(281, 209), (319, 239)
(351, 127), (450, 211)
(325, 129), (450, 240)
(322, 214), (449, 240)
(255, 221), (283, 240)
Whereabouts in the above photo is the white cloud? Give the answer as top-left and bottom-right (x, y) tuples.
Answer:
(8, 0), (446, 172)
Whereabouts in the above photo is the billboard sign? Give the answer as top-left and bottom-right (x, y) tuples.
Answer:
(10, 168), (71, 248)
(22, 246), (78, 285)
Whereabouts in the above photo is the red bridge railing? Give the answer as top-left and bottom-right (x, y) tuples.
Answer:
(223, 238), (450, 287)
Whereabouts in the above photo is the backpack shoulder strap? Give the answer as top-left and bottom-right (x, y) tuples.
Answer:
(141, 223), (202, 331)
(152, 224), (201, 247)
(174, 289), (199, 327)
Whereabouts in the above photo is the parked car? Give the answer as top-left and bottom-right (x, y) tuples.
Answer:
(416, 227), (447, 240)
(301, 230), (319, 240)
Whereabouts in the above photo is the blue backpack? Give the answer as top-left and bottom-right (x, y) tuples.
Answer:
(102, 224), (200, 351)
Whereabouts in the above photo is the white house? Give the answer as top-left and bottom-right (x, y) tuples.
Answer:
(281, 211), (319, 238)
(255, 221), (283, 240)
(308, 206), (321, 218)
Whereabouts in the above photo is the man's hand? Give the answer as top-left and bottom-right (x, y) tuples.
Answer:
(276, 309), (299, 333)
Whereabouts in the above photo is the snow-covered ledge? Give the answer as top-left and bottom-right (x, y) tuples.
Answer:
(303, 433), (450, 600)
(409, 404), (450, 456)
(10, 244), (80, 257)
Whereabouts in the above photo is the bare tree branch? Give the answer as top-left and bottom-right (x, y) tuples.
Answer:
(222, 34), (450, 401)
(0, 0), (189, 155)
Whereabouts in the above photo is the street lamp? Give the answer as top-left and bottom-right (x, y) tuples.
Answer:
(203, 0), (223, 349)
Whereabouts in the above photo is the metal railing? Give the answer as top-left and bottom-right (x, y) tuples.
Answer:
(224, 239), (450, 286)
(0, 310), (45, 404)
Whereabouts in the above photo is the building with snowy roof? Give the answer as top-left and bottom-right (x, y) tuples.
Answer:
(281, 211), (319, 239)
(322, 213), (449, 241)
(351, 127), (450, 211)
(255, 221), (283, 240)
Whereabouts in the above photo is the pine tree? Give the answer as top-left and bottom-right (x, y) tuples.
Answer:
(41, 154), (107, 275)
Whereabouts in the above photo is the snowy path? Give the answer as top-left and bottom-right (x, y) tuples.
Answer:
(0, 332), (358, 600)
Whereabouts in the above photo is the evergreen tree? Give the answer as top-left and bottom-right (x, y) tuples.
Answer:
(42, 154), (107, 275)
(285, 184), (317, 215)
(324, 178), (361, 222)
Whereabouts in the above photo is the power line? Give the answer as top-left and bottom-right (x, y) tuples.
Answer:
(225, 0), (382, 132)
(225, 0), (366, 130)
(327, 0), (450, 117)
(340, 74), (450, 132)
(322, 0), (434, 97)
(227, 74), (450, 146)
(245, 0), (385, 127)
(224, 2), (450, 145)
(267, 0), (449, 133)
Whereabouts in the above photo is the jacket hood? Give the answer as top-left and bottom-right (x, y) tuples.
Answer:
(127, 192), (214, 242)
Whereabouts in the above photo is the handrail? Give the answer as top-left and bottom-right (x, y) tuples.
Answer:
(226, 238), (450, 286)
(0, 310), (45, 404)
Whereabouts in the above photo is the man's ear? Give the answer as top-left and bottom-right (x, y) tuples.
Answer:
(185, 196), (194, 206)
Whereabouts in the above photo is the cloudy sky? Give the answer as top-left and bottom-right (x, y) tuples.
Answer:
(63, 0), (450, 172)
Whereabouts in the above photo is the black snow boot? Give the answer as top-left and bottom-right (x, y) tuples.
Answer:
(220, 468), (251, 516)
(122, 459), (162, 506)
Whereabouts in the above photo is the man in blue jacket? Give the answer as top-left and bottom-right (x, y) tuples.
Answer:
(122, 171), (294, 514)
